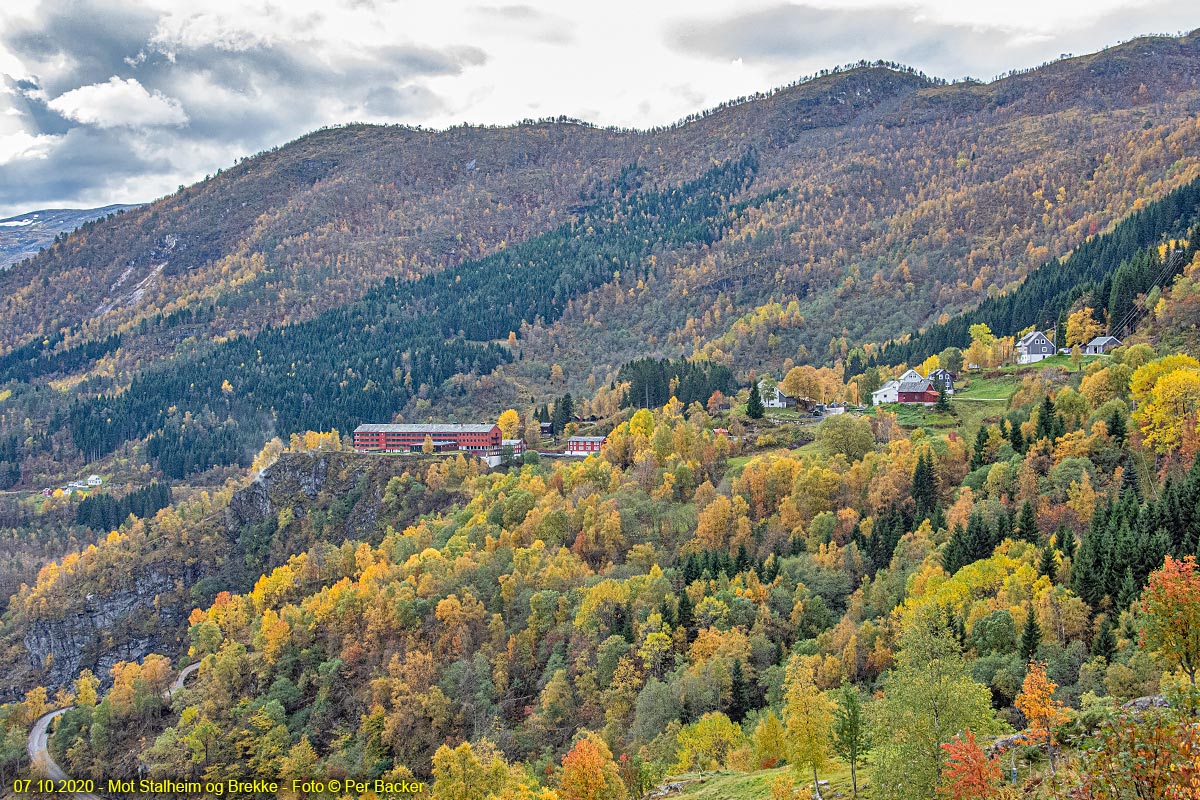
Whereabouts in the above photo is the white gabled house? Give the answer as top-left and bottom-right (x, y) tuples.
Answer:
(758, 380), (796, 409)
(871, 379), (900, 405)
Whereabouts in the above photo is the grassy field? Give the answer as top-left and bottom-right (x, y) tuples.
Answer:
(949, 374), (1021, 439)
(725, 455), (755, 477)
(995, 353), (1102, 373)
(671, 762), (870, 800)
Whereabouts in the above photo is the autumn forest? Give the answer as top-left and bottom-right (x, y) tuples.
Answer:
(1, 28), (1200, 800)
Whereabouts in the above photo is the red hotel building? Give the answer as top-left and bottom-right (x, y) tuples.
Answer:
(566, 435), (606, 456)
(353, 423), (502, 453)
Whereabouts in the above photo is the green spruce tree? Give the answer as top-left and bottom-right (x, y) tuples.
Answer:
(729, 660), (752, 723)
(1117, 565), (1139, 610)
(1107, 407), (1127, 446)
(1009, 419), (1026, 454)
(1020, 610), (1042, 660)
(746, 381), (764, 419)
(1057, 526), (1076, 562)
(1091, 616), (1116, 661)
(1016, 500), (1040, 543)
(943, 523), (970, 575)
(935, 382), (951, 412)
(911, 452), (939, 523)
(1038, 545), (1057, 582)
(677, 589), (694, 640)
(971, 425), (989, 470)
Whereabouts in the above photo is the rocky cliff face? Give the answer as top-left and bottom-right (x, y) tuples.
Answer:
(22, 569), (180, 691)
(5, 450), (446, 698)
(227, 451), (421, 575)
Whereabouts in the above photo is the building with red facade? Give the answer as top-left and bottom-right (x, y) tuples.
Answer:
(897, 379), (939, 406)
(353, 423), (502, 453)
(566, 435), (606, 456)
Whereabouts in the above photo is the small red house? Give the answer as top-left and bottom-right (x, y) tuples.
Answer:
(897, 379), (939, 406)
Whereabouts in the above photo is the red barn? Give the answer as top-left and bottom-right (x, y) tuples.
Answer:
(353, 423), (501, 453)
(897, 379), (939, 406)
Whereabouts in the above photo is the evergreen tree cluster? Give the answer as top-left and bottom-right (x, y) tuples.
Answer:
(0, 434), (21, 490)
(75, 482), (173, 531)
(855, 509), (908, 573)
(617, 358), (736, 409)
(0, 334), (122, 384)
(533, 393), (577, 436)
(66, 151), (762, 475)
(881, 176), (1200, 365)
(145, 419), (246, 479)
(679, 546), (780, 586)
(944, 512), (1012, 575)
(1072, 463), (1200, 609)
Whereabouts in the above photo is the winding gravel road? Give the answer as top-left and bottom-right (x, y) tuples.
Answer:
(25, 661), (200, 800)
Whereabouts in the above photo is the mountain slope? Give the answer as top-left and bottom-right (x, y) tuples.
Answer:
(0, 205), (139, 271)
(3, 32), (1200, 482)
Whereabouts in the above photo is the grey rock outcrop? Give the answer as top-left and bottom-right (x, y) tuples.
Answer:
(22, 569), (179, 691)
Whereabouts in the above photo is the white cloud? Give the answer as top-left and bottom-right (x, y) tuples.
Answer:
(0, 0), (1197, 215)
(47, 77), (187, 128)
(0, 131), (54, 164)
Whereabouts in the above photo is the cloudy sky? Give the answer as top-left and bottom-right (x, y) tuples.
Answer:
(1, 0), (1197, 216)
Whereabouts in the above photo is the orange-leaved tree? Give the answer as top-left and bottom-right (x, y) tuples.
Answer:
(1141, 555), (1200, 691)
(1014, 661), (1068, 772)
(938, 729), (1003, 800)
(559, 733), (626, 800)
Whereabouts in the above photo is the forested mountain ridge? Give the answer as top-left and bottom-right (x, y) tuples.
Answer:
(493, 31), (1200, 397)
(4, 31), (1200, 370)
(0, 123), (638, 356)
(3, 32), (1200, 488)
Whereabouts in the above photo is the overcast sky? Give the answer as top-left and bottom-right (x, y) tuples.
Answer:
(1, 0), (1197, 216)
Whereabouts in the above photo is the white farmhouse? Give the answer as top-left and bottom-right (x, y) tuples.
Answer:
(871, 379), (900, 405)
(758, 380), (796, 409)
